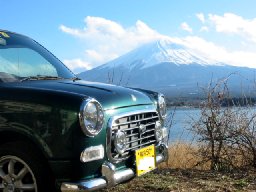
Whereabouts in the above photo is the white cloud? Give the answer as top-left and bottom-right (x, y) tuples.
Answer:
(200, 26), (209, 32)
(196, 13), (205, 23)
(60, 15), (256, 73)
(84, 50), (105, 63)
(181, 36), (256, 68)
(60, 16), (126, 39)
(180, 22), (193, 33)
(60, 17), (164, 72)
(84, 49), (119, 65)
(209, 13), (256, 43)
(63, 58), (92, 74)
(60, 16), (161, 52)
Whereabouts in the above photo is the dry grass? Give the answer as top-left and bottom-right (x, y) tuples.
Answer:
(103, 168), (256, 192)
(162, 142), (251, 171)
(160, 142), (210, 170)
(102, 142), (256, 192)
(164, 142), (199, 169)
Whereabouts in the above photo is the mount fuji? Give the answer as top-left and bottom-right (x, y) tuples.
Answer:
(78, 39), (256, 98)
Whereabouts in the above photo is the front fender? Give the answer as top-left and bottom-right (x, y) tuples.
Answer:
(0, 86), (84, 159)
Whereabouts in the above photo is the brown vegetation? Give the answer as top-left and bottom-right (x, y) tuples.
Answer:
(189, 77), (256, 170)
(103, 143), (256, 191)
(160, 143), (207, 170)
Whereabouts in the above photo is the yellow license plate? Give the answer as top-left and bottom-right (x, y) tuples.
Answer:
(135, 145), (156, 176)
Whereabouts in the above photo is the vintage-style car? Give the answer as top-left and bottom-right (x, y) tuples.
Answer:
(0, 30), (168, 191)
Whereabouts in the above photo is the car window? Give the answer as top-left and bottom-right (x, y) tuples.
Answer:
(0, 32), (76, 83)
(0, 48), (58, 78)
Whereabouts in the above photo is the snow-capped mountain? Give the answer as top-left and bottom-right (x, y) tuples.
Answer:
(78, 39), (256, 98)
(97, 39), (223, 69)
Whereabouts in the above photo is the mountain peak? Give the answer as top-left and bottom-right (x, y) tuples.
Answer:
(156, 38), (185, 50)
(99, 38), (222, 70)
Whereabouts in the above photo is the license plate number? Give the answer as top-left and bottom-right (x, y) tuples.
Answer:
(135, 145), (156, 176)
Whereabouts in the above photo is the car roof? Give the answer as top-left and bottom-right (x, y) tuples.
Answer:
(0, 29), (29, 39)
(0, 29), (18, 34)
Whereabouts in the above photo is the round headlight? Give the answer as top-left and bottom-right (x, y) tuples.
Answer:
(114, 130), (127, 155)
(79, 98), (104, 137)
(158, 94), (167, 119)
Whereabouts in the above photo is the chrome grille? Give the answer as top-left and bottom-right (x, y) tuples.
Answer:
(109, 111), (159, 160)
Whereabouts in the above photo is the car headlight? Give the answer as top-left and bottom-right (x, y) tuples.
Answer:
(79, 98), (104, 137)
(158, 93), (167, 119)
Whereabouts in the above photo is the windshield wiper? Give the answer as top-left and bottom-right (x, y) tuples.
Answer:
(70, 77), (81, 81)
(20, 75), (63, 82)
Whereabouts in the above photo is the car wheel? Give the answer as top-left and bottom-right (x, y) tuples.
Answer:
(0, 141), (53, 192)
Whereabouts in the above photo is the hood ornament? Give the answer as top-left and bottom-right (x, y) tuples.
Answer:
(131, 94), (137, 101)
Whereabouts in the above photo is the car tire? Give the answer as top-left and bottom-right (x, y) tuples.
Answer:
(0, 141), (54, 192)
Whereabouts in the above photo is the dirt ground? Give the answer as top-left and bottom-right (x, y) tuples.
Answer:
(102, 168), (256, 192)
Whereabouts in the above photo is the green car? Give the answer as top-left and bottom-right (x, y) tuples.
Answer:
(0, 30), (168, 192)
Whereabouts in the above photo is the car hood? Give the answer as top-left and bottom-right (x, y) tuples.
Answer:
(13, 80), (154, 110)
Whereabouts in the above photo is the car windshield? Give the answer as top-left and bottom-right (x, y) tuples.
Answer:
(0, 31), (76, 82)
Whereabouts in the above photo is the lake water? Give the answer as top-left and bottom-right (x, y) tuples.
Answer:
(167, 106), (256, 144)
(166, 107), (200, 144)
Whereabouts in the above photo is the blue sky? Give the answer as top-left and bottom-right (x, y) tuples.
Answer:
(1, 0), (256, 73)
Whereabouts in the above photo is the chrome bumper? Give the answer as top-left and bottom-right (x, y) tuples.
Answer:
(61, 144), (168, 192)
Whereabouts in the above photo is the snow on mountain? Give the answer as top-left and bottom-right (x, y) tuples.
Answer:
(98, 38), (223, 70)
(78, 38), (256, 98)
